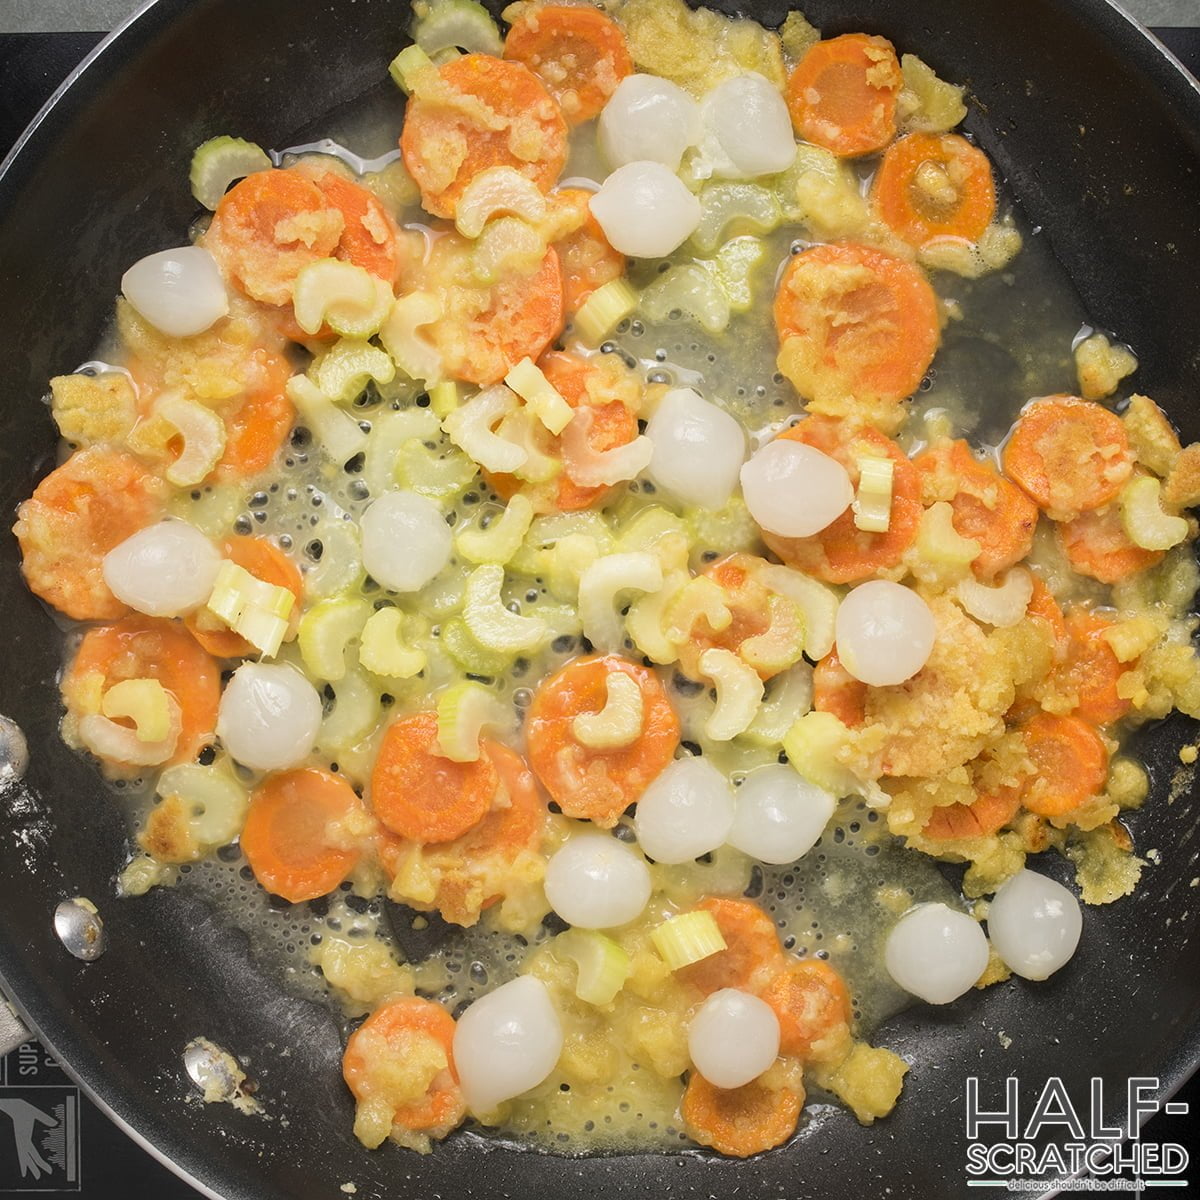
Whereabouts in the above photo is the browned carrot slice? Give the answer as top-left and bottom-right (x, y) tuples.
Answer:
(681, 1072), (802, 1157)
(785, 33), (902, 157)
(813, 651), (867, 728)
(552, 188), (625, 315)
(1057, 505), (1162, 584)
(1019, 712), (1109, 818)
(1054, 609), (1133, 726)
(677, 897), (786, 997)
(760, 959), (852, 1058)
(922, 787), (1022, 841)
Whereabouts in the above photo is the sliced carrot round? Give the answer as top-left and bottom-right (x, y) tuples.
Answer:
(1019, 712), (1109, 818)
(313, 170), (402, 283)
(812, 650), (867, 728)
(62, 616), (221, 766)
(342, 996), (465, 1137)
(400, 53), (568, 219)
(774, 242), (939, 409)
(371, 712), (498, 843)
(241, 767), (365, 902)
(873, 132), (996, 246)
(552, 188), (625, 315)
(677, 897), (785, 997)
(213, 348), (294, 479)
(922, 786), (1023, 841)
(525, 654), (679, 827)
(1026, 576), (1068, 654)
(1001, 396), (1134, 521)
(504, 5), (632, 124)
(1057, 505), (1162, 584)
(1055, 609), (1133, 726)
(760, 417), (922, 584)
(185, 535), (303, 658)
(785, 33), (902, 157)
(760, 959), (852, 1058)
(681, 1072), (802, 1158)
(14, 448), (168, 621)
(673, 553), (775, 682)
(206, 169), (345, 306)
(914, 439), (1038, 579)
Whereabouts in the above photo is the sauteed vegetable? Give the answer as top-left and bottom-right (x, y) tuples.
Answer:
(14, 0), (1200, 1160)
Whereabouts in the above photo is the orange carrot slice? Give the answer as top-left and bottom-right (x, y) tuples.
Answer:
(682, 1072), (802, 1157)
(922, 787), (1023, 841)
(813, 651), (867, 728)
(1055, 609), (1133, 725)
(760, 959), (852, 1058)
(1019, 712), (1109, 818)
(314, 171), (402, 283)
(1057, 505), (1162, 584)
(552, 188), (625, 315)
(677, 897), (786, 997)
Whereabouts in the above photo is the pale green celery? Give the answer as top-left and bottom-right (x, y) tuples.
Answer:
(456, 495), (536, 565)
(101, 679), (172, 743)
(1120, 475), (1189, 551)
(297, 596), (371, 682)
(554, 929), (631, 1005)
(573, 278), (638, 346)
(463, 564), (549, 653)
(578, 552), (663, 653)
(362, 407), (441, 498)
(156, 761), (248, 849)
(397, 438), (479, 500)
(743, 663), (815, 747)
(439, 617), (516, 677)
(316, 671), (384, 757)
(359, 607), (427, 679)
(853, 454), (895, 533)
(313, 339), (396, 404)
(690, 182), (781, 255)
(572, 670), (645, 750)
(709, 236), (766, 311)
(639, 263), (730, 334)
(286, 375), (370, 464)
(504, 357), (573, 435)
(413, 0), (502, 57)
(698, 648), (763, 741)
(436, 680), (509, 762)
(292, 260), (393, 338)
(190, 135), (271, 210)
(379, 291), (444, 385)
(650, 910), (726, 970)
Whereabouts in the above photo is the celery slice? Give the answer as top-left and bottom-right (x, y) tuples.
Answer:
(710, 236), (766, 312)
(690, 182), (782, 255)
(292, 259), (393, 339)
(455, 495), (536, 565)
(572, 671), (645, 750)
(428, 380), (459, 418)
(626, 569), (689, 665)
(504, 357), (573, 435)
(439, 617), (515, 677)
(853, 454), (895, 534)
(698, 648), (763, 741)
(554, 929), (632, 1005)
(573, 278), (638, 347)
(578, 552), (663, 654)
(640, 262), (730, 335)
(442, 386), (526, 474)
(650, 910), (726, 971)
(955, 568), (1034, 629)
(413, 0), (503, 57)
(156, 395), (226, 487)
(494, 408), (562, 483)
(743, 663), (815, 748)
(396, 439), (479, 500)
(750, 563), (839, 661)
(205, 560), (296, 657)
(782, 711), (862, 799)
(359, 607), (427, 680)
(362, 407), (441, 498)
(379, 291), (443, 385)
(316, 671), (384, 757)
(190, 135), (271, 211)
(1120, 474), (1189, 551)
(456, 168), (547, 241)
(737, 593), (806, 675)
(435, 680), (509, 762)
(389, 43), (438, 95)
(664, 575), (731, 644)
(314, 339), (396, 404)
(463, 564), (549, 653)
(297, 596), (371, 682)
(286, 375), (370, 464)
(157, 761), (248, 849)
(101, 678), (172, 743)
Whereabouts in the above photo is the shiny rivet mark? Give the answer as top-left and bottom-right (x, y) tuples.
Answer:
(53, 898), (106, 961)
(0, 716), (29, 788)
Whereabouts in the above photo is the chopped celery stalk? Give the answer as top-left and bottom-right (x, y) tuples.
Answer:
(1120, 474), (1189, 551)
(442, 385), (525, 474)
(286, 375), (369, 464)
(685, 498), (761, 560)
(782, 711), (862, 799)
(389, 43), (437, 94)
(469, 216), (548, 288)
(573, 277), (638, 346)
(650, 910), (726, 971)
(379, 291), (443, 384)
(504, 357), (573, 435)
(737, 594), (806, 675)
(744, 663), (815, 747)
(853, 454), (895, 533)
(463, 564), (549, 653)
(101, 678), (173, 743)
(317, 670), (384, 757)
(665, 575), (732, 644)
(751, 563), (839, 661)
(397, 438), (479, 500)
(292, 259), (393, 338)
(297, 596), (371, 682)
(362, 406), (442, 497)
(616, 506), (689, 558)
(413, 0), (503, 57)
(456, 168), (547, 241)
(955, 568), (1033, 629)
(626, 569), (689, 665)
(314, 339), (396, 404)
(456, 495), (536, 565)
(640, 262), (730, 335)
(690, 183), (782, 255)
(359, 607), (427, 679)
(495, 408), (562, 483)
(577, 552), (663, 654)
(914, 501), (980, 581)
(189, 135), (271, 211)
(515, 532), (602, 602)
(436, 680), (509, 762)
(439, 617), (516, 676)
(205, 560), (296, 657)
(555, 929), (631, 1006)
(710, 236), (766, 312)
(572, 670), (645, 750)
(429, 380), (459, 418)
(155, 394), (226, 487)
(157, 761), (249, 849)
(699, 648), (763, 741)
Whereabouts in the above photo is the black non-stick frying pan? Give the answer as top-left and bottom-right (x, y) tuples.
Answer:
(1, 1), (1199, 1196)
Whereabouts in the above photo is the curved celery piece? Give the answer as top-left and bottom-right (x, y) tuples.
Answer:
(293, 259), (393, 338)
(495, 408), (562, 483)
(685, 497), (762, 561)
(439, 617), (516, 677)
(561, 412), (654, 488)
(650, 910), (726, 970)
(157, 761), (249, 849)
(664, 575), (732, 644)
(781, 710), (862, 799)
(639, 263), (730, 335)
(286, 375), (369, 464)
(709, 236), (767, 312)
(190, 135), (271, 211)
(359, 607), (427, 680)
(389, 43), (438, 95)
(206, 560), (296, 657)
(505, 357), (573, 435)
(362, 407), (441, 498)
(463, 564), (549, 653)
(572, 671), (645, 750)
(912, 500), (980, 585)
(314, 339), (396, 404)
(626, 568), (690, 664)
(470, 217), (548, 287)
(955, 567), (1034, 629)
(1120, 474), (1189, 551)
(743, 662), (815, 748)
(413, 0), (503, 58)
(616, 506), (690, 573)
(751, 563), (839, 661)
(102, 678), (172, 743)
(690, 183), (781, 256)
(379, 291), (443, 385)
(442, 386), (526, 474)
(316, 670), (383, 757)
(456, 167), (547, 240)
(737, 593), (806, 675)
(554, 929), (631, 1006)
(436, 680), (509, 762)
(573, 278), (638, 347)
(429, 380), (459, 418)
(156, 395), (226, 487)
(456, 494), (536, 565)
(397, 438), (479, 500)
(699, 648), (763, 741)
(298, 596), (371, 682)
(578, 552), (663, 654)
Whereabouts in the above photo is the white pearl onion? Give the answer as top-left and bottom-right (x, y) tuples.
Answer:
(835, 581), (936, 687)
(728, 764), (836, 865)
(453, 976), (564, 1113)
(885, 902), (990, 1005)
(216, 663), (322, 772)
(699, 73), (797, 179)
(589, 163), (702, 260)
(987, 869), (1082, 981)
(633, 757), (735, 865)
(644, 388), (746, 509)
(360, 490), (452, 593)
(543, 832), (652, 929)
(102, 520), (222, 617)
(688, 988), (780, 1089)
(121, 246), (229, 338)
(739, 439), (853, 538)
(598, 74), (700, 171)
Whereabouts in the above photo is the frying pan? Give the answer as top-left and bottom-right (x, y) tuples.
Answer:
(1, 0), (1199, 1196)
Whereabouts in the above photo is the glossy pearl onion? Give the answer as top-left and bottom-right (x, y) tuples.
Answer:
(884, 902), (990, 1005)
(644, 388), (746, 510)
(598, 74), (701, 170)
(121, 245), (229, 338)
(589, 162), (702, 259)
(739, 438), (854, 538)
(102, 520), (222, 617)
(727, 764), (836, 865)
(835, 581), (936, 687)
(216, 662), (322, 772)
(688, 988), (781, 1089)
(543, 832), (652, 929)
(360, 490), (452, 593)
(633, 756), (735, 864)
(987, 869), (1082, 981)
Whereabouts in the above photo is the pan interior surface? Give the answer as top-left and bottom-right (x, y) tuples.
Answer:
(0, 1), (1198, 1197)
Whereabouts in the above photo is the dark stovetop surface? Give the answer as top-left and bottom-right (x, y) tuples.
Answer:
(0, 21), (1198, 1200)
